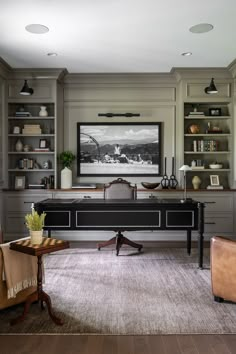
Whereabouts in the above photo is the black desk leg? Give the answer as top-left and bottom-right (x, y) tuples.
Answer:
(187, 230), (191, 255)
(198, 202), (205, 269)
(47, 229), (51, 238)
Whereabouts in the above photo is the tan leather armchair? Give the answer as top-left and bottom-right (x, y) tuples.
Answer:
(211, 236), (236, 303)
(0, 247), (36, 310)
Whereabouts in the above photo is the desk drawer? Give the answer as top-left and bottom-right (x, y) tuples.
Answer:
(205, 215), (233, 233)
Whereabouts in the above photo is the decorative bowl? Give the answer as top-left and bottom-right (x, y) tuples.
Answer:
(209, 164), (223, 169)
(141, 182), (160, 189)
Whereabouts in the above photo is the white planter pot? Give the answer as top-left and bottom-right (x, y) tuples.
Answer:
(30, 230), (43, 245)
(61, 167), (72, 189)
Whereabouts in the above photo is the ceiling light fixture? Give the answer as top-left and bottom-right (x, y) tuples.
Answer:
(47, 53), (58, 57)
(25, 24), (49, 34)
(20, 80), (34, 96)
(204, 78), (218, 94)
(181, 52), (192, 56)
(189, 23), (214, 34)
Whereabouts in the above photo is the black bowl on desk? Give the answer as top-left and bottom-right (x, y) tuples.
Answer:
(141, 182), (160, 189)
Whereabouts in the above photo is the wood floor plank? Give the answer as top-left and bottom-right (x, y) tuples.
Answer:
(177, 335), (199, 354)
(101, 335), (118, 354)
(117, 335), (134, 354)
(147, 335), (167, 354)
(221, 335), (236, 353)
(83, 335), (103, 354)
(207, 335), (231, 354)
(191, 335), (216, 354)
(133, 335), (150, 354)
(162, 335), (182, 354)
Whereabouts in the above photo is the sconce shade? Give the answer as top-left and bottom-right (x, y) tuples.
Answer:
(179, 165), (192, 172)
(20, 80), (34, 96)
(204, 78), (218, 94)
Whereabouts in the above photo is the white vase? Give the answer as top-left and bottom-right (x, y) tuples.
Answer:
(192, 175), (201, 190)
(30, 230), (43, 245)
(61, 167), (72, 189)
(39, 106), (48, 117)
(15, 139), (23, 152)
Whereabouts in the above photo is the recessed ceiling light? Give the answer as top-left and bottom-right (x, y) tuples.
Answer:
(25, 24), (49, 34)
(47, 53), (58, 57)
(189, 23), (214, 34)
(181, 52), (192, 56)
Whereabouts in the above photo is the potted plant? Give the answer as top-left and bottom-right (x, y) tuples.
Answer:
(58, 151), (76, 189)
(25, 207), (46, 244)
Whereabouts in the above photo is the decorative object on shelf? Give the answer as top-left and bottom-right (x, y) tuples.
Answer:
(209, 108), (221, 116)
(188, 124), (200, 134)
(23, 144), (31, 152)
(161, 157), (169, 189)
(20, 80), (34, 96)
(210, 175), (220, 186)
(98, 113), (140, 118)
(209, 163), (223, 169)
(15, 175), (26, 189)
(59, 150), (76, 189)
(204, 78), (218, 94)
(191, 159), (197, 167)
(179, 165), (192, 203)
(13, 126), (20, 134)
(39, 106), (48, 117)
(39, 139), (47, 148)
(192, 175), (201, 190)
(25, 206), (46, 245)
(169, 157), (178, 189)
(15, 139), (23, 152)
(141, 182), (160, 189)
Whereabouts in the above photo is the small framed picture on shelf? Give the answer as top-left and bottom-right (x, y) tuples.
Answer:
(209, 108), (221, 116)
(210, 175), (220, 186)
(15, 176), (26, 190)
(39, 139), (47, 148)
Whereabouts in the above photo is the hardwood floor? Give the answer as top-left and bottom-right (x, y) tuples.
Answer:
(0, 335), (236, 354)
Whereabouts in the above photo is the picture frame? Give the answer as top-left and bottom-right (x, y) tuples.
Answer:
(15, 175), (26, 190)
(209, 108), (221, 116)
(210, 175), (220, 186)
(77, 122), (162, 177)
(39, 139), (47, 148)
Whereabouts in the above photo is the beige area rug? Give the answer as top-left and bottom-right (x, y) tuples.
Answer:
(0, 247), (236, 334)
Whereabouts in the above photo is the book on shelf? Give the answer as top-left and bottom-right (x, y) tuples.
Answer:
(206, 185), (224, 190)
(33, 148), (50, 152)
(191, 166), (205, 170)
(28, 184), (45, 189)
(15, 112), (31, 117)
(188, 111), (205, 115)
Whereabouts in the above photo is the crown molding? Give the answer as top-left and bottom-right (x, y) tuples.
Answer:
(0, 57), (12, 78)
(8, 68), (68, 82)
(172, 67), (232, 81)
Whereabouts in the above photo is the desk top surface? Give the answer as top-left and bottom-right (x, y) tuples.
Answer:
(37, 198), (199, 206)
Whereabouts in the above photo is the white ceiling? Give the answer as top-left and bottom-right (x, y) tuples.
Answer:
(1, 0), (236, 73)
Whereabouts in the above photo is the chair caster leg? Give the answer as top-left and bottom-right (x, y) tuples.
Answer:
(214, 296), (224, 303)
(98, 247), (101, 251)
(138, 246), (143, 252)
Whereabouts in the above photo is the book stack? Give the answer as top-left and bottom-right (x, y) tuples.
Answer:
(206, 185), (224, 190)
(22, 124), (42, 135)
(187, 111), (205, 118)
(15, 111), (31, 117)
(34, 148), (50, 152)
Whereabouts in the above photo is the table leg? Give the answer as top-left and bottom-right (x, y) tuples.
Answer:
(198, 202), (205, 269)
(11, 254), (63, 326)
(187, 230), (191, 255)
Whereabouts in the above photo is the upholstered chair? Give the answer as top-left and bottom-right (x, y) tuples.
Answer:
(97, 178), (143, 255)
(211, 236), (236, 303)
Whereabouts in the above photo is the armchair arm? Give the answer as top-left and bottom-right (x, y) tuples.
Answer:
(211, 236), (236, 302)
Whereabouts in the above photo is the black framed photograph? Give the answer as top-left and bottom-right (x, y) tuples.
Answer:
(77, 122), (162, 176)
(209, 108), (221, 116)
(15, 175), (25, 190)
(39, 139), (47, 148)
(210, 175), (220, 186)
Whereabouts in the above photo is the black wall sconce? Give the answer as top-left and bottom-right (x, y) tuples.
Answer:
(20, 80), (34, 96)
(98, 113), (140, 118)
(204, 78), (218, 94)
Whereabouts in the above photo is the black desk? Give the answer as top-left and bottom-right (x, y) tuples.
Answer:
(35, 198), (205, 268)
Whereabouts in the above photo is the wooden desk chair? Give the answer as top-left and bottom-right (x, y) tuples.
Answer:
(97, 178), (143, 256)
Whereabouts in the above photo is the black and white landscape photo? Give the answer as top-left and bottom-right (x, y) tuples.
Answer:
(77, 123), (161, 176)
